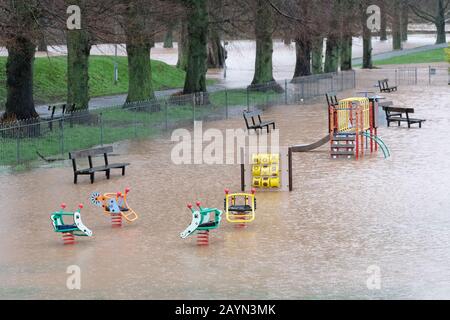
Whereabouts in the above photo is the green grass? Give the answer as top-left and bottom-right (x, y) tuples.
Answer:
(209, 89), (284, 106)
(0, 55), (213, 107)
(354, 48), (448, 68)
(0, 87), (287, 166)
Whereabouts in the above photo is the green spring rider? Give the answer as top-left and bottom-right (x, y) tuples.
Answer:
(51, 203), (93, 245)
(180, 201), (222, 245)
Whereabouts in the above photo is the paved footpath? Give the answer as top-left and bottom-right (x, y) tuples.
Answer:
(35, 43), (448, 116)
(35, 84), (227, 116)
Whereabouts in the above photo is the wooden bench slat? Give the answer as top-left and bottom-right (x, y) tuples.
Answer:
(70, 146), (129, 184)
(69, 146), (114, 159)
(243, 110), (276, 133)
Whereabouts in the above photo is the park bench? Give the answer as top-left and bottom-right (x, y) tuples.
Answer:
(243, 110), (276, 133)
(325, 92), (339, 107)
(382, 106), (426, 128)
(41, 103), (76, 131)
(378, 79), (398, 93)
(69, 146), (130, 184)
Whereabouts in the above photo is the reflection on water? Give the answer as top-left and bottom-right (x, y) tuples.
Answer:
(1, 86), (450, 299)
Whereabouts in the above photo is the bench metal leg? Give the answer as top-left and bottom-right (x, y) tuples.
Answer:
(122, 167), (126, 176)
(106, 170), (110, 180)
(74, 174), (78, 185)
(90, 173), (95, 184)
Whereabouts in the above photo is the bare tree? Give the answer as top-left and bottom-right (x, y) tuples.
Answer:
(410, 0), (449, 44)
(0, 0), (42, 121)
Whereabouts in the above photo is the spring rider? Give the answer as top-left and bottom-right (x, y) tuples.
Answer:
(90, 188), (138, 227)
(224, 188), (256, 228)
(51, 203), (93, 245)
(180, 202), (222, 245)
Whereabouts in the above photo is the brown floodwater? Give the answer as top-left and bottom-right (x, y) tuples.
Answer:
(1, 85), (450, 299)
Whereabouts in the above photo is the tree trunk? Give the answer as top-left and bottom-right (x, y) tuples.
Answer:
(67, 27), (91, 111)
(325, 0), (341, 73)
(163, 25), (174, 49)
(207, 27), (226, 69)
(435, 0), (447, 44)
(126, 44), (154, 103)
(311, 37), (324, 74)
(125, 1), (155, 104)
(177, 21), (189, 71)
(401, 0), (409, 41)
(37, 34), (47, 52)
(324, 36), (340, 73)
(293, 37), (311, 78)
(380, 2), (388, 41)
(392, 0), (403, 50)
(340, 35), (352, 71)
(362, 6), (373, 69)
(436, 20), (446, 44)
(2, 37), (38, 122)
(183, 0), (208, 94)
(250, 0), (281, 92)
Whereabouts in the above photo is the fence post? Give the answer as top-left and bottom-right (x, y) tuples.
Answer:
(284, 80), (288, 105)
(429, 65), (431, 85)
(246, 87), (250, 111)
(193, 95), (196, 123)
(99, 112), (104, 146)
(301, 82), (304, 100)
(395, 69), (398, 86)
(165, 100), (168, 130)
(415, 67), (418, 85)
(134, 106), (138, 138)
(225, 89), (229, 119)
(16, 133), (20, 164)
(60, 116), (65, 155)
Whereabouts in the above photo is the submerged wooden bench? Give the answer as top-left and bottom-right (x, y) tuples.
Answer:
(69, 146), (130, 184)
(243, 110), (276, 133)
(325, 92), (339, 107)
(382, 106), (426, 128)
(378, 79), (398, 93)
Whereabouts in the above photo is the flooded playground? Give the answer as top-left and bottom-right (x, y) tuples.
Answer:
(1, 85), (450, 299)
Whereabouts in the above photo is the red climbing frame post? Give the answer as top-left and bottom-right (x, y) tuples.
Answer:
(369, 102), (374, 153)
(355, 107), (360, 160)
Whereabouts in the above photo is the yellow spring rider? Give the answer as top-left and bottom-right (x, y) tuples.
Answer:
(90, 188), (138, 226)
(224, 188), (256, 226)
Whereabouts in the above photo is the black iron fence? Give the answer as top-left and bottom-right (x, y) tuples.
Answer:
(2, 67), (442, 167)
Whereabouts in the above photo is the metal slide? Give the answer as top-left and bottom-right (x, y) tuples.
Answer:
(290, 134), (331, 153)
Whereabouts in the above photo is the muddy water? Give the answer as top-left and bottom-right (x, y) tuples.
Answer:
(1, 86), (450, 299)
